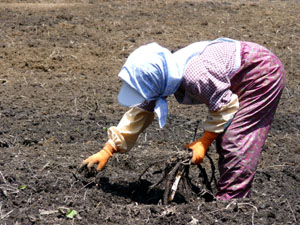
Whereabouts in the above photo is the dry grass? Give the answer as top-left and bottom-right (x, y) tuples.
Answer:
(0, 2), (88, 9)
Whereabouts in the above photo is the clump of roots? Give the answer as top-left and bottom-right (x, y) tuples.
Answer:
(138, 150), (216, 205)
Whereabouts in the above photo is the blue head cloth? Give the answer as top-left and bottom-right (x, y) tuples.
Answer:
(118, 42), (183, 128)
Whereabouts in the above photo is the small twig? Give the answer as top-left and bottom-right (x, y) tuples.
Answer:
(80, 181), (95, 190)
(252, 211), (255, 225)
(181, 158), (191, 165)
(193, 120), (200, 142)
(24, 161), (34, 174)
(74, 96), (78, 113)
(0, 209), (14, 220)
(39, 209), (59, 216)
(0, 171), (7, 184)
(83, 190), (88, 201)
(40, 161), (52, 171)
(22, 75), (28, 86)
(225, 200), (237, 209)
(138, 159), (165, 180)
(286, 199), (297, 223)
(208, 200), (237, 214)
(148, 169), (168, 192)
(237, 203), (258, 212)
(168, 161), (184, 180)
(0, 184), (20, 195)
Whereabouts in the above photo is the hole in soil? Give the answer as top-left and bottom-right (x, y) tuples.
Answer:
(96, 177), (187, 205)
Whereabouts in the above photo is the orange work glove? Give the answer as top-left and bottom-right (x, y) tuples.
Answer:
(80, 142), (117, 171)
(184, 131), (218, 164)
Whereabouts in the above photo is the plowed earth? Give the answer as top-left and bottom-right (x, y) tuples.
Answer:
(0, 0), (300, 224)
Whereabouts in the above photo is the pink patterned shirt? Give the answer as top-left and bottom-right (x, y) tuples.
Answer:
(139, 41), (238, 112)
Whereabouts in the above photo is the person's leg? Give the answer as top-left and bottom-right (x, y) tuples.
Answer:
(216, 122), (270, 200)
(215, 42), (285, 200)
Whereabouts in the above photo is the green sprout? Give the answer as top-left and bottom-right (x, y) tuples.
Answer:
(18, 185), (27, 190)
(66, 208), (78, 219)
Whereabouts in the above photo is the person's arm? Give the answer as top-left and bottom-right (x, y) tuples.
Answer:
(185, 94), (239, 164)
(203, 93), (239, 133)
(80, 107), (154, 171)
(107, 107), (154, 153)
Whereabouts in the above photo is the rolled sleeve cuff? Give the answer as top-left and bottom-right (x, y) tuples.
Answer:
(203, 93), (239, 133)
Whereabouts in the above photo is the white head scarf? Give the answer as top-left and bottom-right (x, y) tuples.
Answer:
(118, 42), (183, 128)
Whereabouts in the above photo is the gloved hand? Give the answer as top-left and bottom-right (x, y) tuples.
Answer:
(184, 131), (218, 164)
(80, 142), (117, 171)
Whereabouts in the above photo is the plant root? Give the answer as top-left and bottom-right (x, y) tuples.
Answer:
(138, 151), (216, 205)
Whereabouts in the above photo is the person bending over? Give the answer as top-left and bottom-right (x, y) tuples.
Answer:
(80, 38), (285, 200)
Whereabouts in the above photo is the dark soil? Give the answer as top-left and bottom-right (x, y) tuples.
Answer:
(0, 0), (300, 224)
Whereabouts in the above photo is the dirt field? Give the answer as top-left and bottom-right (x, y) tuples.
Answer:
(0, 0), (300, 224)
